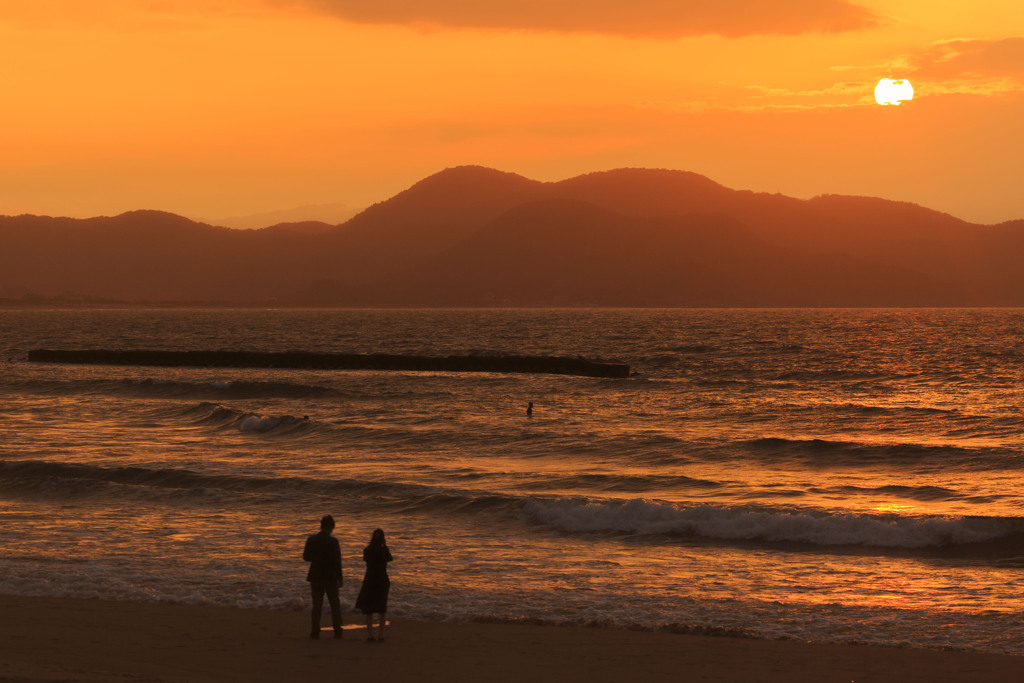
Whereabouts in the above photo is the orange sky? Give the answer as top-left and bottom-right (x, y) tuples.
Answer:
(2, 0), (1023, 224)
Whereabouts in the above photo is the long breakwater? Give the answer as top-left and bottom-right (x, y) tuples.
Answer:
(27, 349), (630, 378)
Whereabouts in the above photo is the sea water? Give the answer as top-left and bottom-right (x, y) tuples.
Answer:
(2, 308), (1024, 653)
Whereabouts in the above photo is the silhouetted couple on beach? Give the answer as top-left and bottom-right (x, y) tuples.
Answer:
(303, 515), (392, 642)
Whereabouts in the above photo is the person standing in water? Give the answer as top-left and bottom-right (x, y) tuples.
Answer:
(526, 402), (533, 417)
(303, 514), (344, 639)
(355, 528), (393, 642)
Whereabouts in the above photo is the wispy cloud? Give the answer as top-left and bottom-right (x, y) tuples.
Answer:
(737, 81), (876, 110)
(907, 36), (1024, 97)
(912, 37), (1024, 78)
(291, 0), (879, 39)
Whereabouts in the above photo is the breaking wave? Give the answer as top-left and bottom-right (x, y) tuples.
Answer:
(522, 497), (1024, 550)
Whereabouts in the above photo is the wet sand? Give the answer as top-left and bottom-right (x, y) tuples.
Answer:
(1, 595), (1021, 682)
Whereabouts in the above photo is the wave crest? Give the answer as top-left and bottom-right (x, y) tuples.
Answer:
(183, 402), (312, 434)
(522, 497), (1019, 549)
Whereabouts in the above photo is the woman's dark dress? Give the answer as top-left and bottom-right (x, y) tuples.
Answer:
(355, 543), (393, 614)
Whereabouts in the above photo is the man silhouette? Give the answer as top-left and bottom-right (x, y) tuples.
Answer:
(304, 514), (344, 639)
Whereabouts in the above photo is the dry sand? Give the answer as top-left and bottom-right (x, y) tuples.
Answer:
(1, 594), (1021, 682)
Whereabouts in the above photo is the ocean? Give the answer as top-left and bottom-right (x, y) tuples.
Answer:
(2, 308), (1024, 654)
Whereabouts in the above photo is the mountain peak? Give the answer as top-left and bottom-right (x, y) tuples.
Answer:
(563, 167), (727, 188)
(105, 210), (212, 231)
(405, 165), (538, 195)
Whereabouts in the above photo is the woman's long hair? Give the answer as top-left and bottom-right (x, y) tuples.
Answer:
(368, 528), (386, 549)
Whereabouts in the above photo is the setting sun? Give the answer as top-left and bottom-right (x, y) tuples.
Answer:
(874, 77), (915, 106)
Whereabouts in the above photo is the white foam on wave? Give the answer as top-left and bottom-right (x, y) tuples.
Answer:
(187, 403), (308, 433)
(240, 415), (285, 432)
(523, 497), (1013, 548)
(239, 413), (308, 432)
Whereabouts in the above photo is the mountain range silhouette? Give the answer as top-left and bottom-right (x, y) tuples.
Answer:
(2, 166), (1022, 306)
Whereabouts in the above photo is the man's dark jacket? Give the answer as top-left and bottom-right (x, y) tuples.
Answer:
(303, 531), (343, 584)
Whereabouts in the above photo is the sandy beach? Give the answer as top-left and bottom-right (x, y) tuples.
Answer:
(0, 595), (1021, 682)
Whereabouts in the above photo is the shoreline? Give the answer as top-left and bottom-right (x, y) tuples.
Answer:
(1, 595), (1021, 682)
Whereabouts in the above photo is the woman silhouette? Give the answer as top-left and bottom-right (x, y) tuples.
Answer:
(355, 528), (393, 642)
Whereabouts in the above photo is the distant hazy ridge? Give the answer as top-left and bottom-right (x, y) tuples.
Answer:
(3, 166), (1022, 306)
